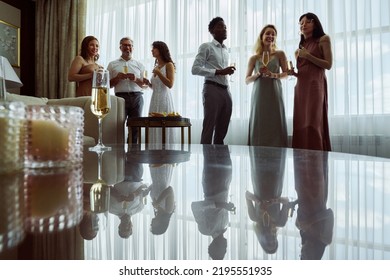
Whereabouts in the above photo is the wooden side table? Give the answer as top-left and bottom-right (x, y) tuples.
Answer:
(127, 116), (191, 145)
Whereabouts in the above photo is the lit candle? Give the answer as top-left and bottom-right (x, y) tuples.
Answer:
(28, 119), (70, 161)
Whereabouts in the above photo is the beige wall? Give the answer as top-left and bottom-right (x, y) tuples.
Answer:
(0, 0), (21, 93)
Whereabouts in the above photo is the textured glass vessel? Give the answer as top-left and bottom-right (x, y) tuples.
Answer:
(25, 105), (84, 168)
(25, 166), (83, 233)
(0, 171), (25, 253)
(0, 101), (26, 173)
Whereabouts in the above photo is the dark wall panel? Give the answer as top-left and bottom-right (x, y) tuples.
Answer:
(2, 0), (36, 96)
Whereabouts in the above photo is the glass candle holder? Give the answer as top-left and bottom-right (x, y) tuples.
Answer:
(25, 105), (84, 168)
(0, 171), (26, 253)
(0, 101), (26, 174)
(24, 165), (83, 233)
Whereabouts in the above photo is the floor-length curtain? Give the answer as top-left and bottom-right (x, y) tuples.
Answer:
(36, 0), (86, 98)
(86, 0), (390, 157)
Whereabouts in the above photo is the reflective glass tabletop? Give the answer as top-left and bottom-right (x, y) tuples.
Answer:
(1, 144), (389, 260)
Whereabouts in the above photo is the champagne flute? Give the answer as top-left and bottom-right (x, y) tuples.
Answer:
(123, 63), (128, 74)
(262, 51), (270, 67)
(287, 59), (294, 80)
(229, 62), (236, 82)
(89, 69), (112, 152)
(142, 70), (149, 88)
(123, 64), (130, 81)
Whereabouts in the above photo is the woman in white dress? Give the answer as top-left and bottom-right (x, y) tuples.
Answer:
(146, 41), (177, 145)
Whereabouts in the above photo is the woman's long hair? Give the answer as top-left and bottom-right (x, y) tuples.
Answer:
(80, 35), (99, 61)
(152, 41), (175, 68)
(298, 12), (326, 47)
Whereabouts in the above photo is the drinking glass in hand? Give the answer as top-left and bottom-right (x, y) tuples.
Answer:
(141, 70), (149, 88)
(123, 65), (128, 74)
(262, 51), (270, 67)
(287, 60), (295, 79)
(229, 62), (236, 82)
(90, 69), (111, 152)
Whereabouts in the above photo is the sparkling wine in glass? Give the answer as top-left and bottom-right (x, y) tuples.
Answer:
(287, 59), (294, 80)
(89, 69), (111, 152)
(229, 62), (236, 82)
(141, 70), (149, 88)
(288, 60), (293, 70)
(262, 51), (270, 67)
(123, 64), (128, 74)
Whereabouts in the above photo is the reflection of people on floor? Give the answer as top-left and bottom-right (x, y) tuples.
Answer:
(191, 145), (235, 260)
(293, 150), (334, 259)
(245, 147), (289, 254)
(149, 164), (176, 235)
(109, 162), (149, 239)
(79, 183), (99, 240)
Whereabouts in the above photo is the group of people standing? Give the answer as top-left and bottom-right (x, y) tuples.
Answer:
(68, 12), (332, 152)
(244, 12), (332, 151)
(68, 36), (176, 144)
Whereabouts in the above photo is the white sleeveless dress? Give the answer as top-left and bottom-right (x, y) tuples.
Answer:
(148, 65), (177, 145)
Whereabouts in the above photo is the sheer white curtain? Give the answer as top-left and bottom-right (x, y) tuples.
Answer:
(86, 0), (390, 157)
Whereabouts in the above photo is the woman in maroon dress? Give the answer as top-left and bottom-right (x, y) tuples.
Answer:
(290, 13), (333, 151)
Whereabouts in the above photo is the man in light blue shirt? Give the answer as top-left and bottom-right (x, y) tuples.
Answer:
(192, 17), (235, 144)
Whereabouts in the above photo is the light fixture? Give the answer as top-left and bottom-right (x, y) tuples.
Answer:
(0, 55), (23, 100)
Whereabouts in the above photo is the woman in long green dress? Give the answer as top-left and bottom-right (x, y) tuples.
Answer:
(245, 24), (288, 147)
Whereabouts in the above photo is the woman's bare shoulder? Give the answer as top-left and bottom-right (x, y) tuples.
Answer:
(320, 35), (331, 43)
(248, 54), (259, 62)
(166, 61), (175, 68)
(73, 55), (85, 62)
(274, 50), (286, 57)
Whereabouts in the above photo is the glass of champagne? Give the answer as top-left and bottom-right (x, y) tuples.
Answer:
(229, 62), (236, 82)
(262, 51), (270, 67)
(90, 69), (111, 152)
(123, 64), (128, 74)
(142, 70), (149, 88)
(287, 59), (294, 80)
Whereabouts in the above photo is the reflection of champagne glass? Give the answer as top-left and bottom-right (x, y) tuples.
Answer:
(262, 51), (270, 67)
(90, 151), (110, 213)
(90, 69), (112, 152)
(229, 62), (236, 82)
